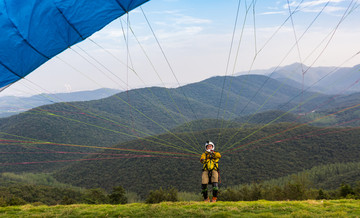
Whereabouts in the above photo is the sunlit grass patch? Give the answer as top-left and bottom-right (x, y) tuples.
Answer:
(0, 200), (359, 217)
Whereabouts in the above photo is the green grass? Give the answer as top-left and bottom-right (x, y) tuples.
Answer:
(1, 200), (359, 217)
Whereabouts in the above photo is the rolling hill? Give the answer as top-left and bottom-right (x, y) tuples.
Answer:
(251, 63), (360, 94)
(2, 73), (360, 173)
(0, 88), (120, 118)
(0, 74), (323, 148)
(52, 123), (360, 196)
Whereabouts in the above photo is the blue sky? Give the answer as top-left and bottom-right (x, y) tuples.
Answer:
(2, 0), (360, 96)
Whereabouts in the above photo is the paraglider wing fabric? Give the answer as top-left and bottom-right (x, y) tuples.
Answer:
(0, 0), (149, 89)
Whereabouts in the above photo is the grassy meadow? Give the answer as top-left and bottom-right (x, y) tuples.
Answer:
(1, 199), (359, 217)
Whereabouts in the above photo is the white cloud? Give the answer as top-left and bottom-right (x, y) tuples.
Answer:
(282, 0), (348, 15)
(300, 0), (345, 8)
(260, 11), (287, 15)
(284, 0), (299, 8)
(301, 5), (345, 13)
(148, 11), (212, 25)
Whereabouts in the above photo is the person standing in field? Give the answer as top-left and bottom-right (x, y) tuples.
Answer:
(200, 141), (221, 202)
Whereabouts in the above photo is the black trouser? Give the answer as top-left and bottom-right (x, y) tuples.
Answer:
(201, 182), (219, 199)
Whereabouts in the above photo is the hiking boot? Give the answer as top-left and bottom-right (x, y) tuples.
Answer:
(211, 197), (217, 202)
(204, 197), (210, 202)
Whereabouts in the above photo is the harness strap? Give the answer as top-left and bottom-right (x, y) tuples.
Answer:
(203, 153), (219, 171)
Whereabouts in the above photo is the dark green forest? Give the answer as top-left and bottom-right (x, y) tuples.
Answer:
(1, 74), (360, 205)
(0, 74), (331, 147)
(2, 161), (360, 206)
(1, 75), (360, 173)
(51, 123), (360, 197)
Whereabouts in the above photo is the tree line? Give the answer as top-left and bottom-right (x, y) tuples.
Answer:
(0, 184), (128, 206)
(219, 176), (360, 201)
(1, 178), (360, 206)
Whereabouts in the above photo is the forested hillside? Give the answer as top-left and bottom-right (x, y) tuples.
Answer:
(1, 74), (360, 198)
(53, 123), (360, 196)
(264, 162), (360, 190)
(0, 74), (325, 146)
(0, 88), (120, 118)
(0, 74), (330, 172)
(2, 75), (360, 174)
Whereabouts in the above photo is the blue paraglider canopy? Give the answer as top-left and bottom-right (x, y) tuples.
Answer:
(0, 0), (149, 90)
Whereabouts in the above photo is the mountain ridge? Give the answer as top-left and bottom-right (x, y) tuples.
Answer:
(236, 63), (360, 94)
(0, 88), (121, 118)
(1, 73), (360, 174)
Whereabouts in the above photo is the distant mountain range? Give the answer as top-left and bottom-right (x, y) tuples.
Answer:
(237, 63), (360, 94)
(0, 88), (120, 118)
(1, 62), (359, 119)
(0, 74), (326, 149)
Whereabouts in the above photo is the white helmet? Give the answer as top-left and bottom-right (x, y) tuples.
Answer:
(205, 141), (215, 152)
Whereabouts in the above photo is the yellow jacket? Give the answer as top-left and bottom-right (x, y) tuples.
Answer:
(200, 151), (221, 171)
